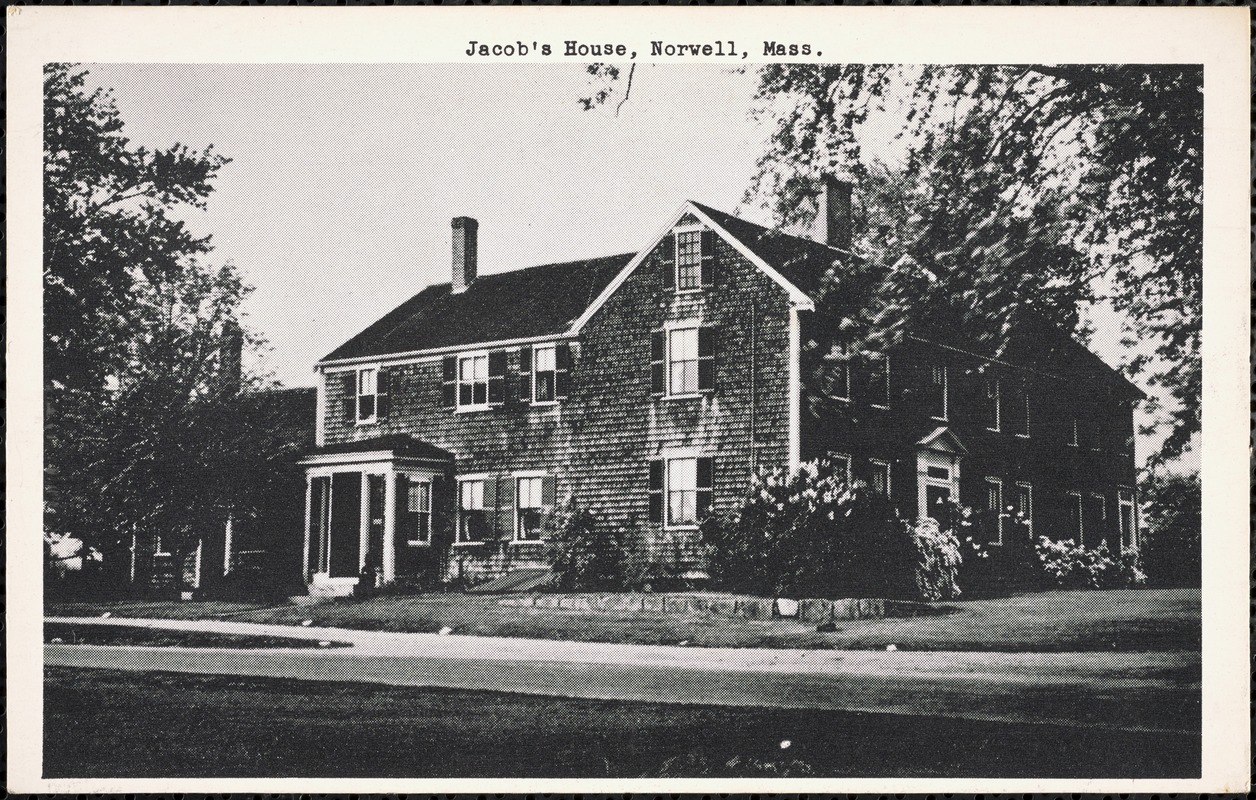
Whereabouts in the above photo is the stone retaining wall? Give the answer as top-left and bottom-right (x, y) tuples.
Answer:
(498, 593), (937, 622)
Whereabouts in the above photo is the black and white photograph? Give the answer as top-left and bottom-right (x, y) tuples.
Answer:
(7, 5), (1250, 793)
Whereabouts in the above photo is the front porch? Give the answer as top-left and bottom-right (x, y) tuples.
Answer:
(299, 435), (453, 596)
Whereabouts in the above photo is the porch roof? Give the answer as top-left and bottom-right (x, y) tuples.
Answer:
(305, 434), (453, 462)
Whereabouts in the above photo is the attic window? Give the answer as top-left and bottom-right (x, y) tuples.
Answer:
(676, 229), (702, 290)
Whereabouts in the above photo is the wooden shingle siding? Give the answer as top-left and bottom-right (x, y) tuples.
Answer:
(321, 231), (795, 579)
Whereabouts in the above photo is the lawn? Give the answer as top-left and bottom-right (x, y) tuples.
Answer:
(44, 666), (1200, 778)
(44, 621), (351, 649)
(49, 588), (1200, 652)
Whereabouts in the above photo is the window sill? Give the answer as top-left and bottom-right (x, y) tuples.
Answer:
(406, 541), (432, 548)
(452, 540), (491, 548)
(869, 403), (890, 411)
(664, 524), (700, 532)
(986, 427), (1001, 433)
(455, 405), (492, 414)
(931, 416), (948, 423)
(355, 418), (379, 426)
(674, 288), (705, 296)
(509, 539), (546, 546)
(529, 400), (560, 408)
(1015, 434), (1030, 439)
(661, 392), (710, 402)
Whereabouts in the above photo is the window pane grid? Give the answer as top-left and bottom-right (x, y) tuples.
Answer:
(668, 329), (700, 394)
(667, 457), (699, 526)
(458, 354), (489, 408)
(676, 230), (702, 290)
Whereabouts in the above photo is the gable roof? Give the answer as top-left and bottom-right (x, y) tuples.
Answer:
(320, 201), (832, 366)
(688, 201), (848, 297)
(322, 253), (632, 363)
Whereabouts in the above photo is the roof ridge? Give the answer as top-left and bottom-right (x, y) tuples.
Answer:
(687, 200), (852, 256)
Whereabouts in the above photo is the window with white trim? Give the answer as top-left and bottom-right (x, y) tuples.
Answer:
(984, 378), (1001, 431)
(457, 353), (489, 409)
(357, 367), (378, 423)
(869, 459), (891, 497)
(668, 328), (700, 395)
(1083, 493), (1107, 547)
(532, 344), (557, 403)
(929, 364), (948, 420)
(650, 456), (713, 528)
(984, 477), (1004, 545)
(458, 479), (489, 542)
(1067, 491), (1084, 544)
(516, 476), (546, 541)
(830, 453), (853, 485)
(675, 229), (703, 291)
(405, 479), (432, 546)
(1014, 482), (1033, 537)
(1118, 488), (1137, 551)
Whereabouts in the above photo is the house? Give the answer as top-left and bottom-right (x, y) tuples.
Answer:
(301, 179), (1141, 595)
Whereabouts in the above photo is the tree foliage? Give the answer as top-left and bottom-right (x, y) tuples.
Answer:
(580, 64), (1201, 464)
(1138, 469), (1201, 587)
(44, 64), (288, 575)
(747, 64), (1201, 464)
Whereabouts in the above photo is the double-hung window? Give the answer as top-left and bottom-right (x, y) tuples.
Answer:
(1118, 488), (1137, 551)
(357, 367), (378, 423)
(668, 328), (700, 395)
(985, 477), (1004, 545)
(1067, 491), (1084, 544)
(929, 364), (948, 420)
(649, 456), (714, 528)
(675, 229), (703, 291)
(457, 353), (489, 410)
(869, 459), (891, 497)
(1014, 482), (1033, 537)
(458, 479), (489, 542)
(984, 378), (1001, 431)
(532, 344), (557, 403)
(516, 477), (546, 541)
(405, 479), (431, 546)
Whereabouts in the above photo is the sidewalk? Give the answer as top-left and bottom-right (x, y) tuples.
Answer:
(44, 615), (1200, 734)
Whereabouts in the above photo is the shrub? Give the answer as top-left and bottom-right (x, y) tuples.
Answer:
(1034, 536), (1145, 590)
(910, 517), (963, 601)
(700, 457), (960, 601)
(543, 502), (665, 591)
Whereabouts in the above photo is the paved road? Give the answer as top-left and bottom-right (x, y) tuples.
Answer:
(45, 616), (1200, 734)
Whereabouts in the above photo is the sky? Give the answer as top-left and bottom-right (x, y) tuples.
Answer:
(79, 61), (1183, 467)
(85, 63), (770, 389)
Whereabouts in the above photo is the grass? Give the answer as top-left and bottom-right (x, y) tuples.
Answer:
(44, 666), (1200, 778)
(44, 622), (351, 649)
(50, 587), (1200, 652)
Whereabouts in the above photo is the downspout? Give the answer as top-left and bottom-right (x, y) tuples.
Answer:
(749, 298), (757, 473)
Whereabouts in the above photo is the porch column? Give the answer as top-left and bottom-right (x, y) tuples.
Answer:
(301, 474), (313, 582)
(358, 472), (370, 573)
(383, 470), (397, 584)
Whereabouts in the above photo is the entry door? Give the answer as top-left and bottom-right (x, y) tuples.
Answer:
(329, 472), (362, 578)
(925, 484), (952, 528)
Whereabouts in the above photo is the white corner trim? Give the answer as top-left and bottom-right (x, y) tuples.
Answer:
(788, 307), (802, 472)
(314, 372), (327, 447)
(570, 201), (815, 334)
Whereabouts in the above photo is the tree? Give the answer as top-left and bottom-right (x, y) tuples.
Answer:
(746, 65), (1201, 465)
(43, 64), (284, 585)
(1138, 469), (1201, 587)
(581, 64), (1201, 464)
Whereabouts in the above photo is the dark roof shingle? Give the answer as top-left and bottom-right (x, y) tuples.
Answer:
(322, 253), (633, 362)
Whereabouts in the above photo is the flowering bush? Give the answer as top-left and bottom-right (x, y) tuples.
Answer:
(545, 502), (669, 591)
(1034, 536), (1145, 589)
(910, 517), (963, 601)
(700, 457), (957, 600)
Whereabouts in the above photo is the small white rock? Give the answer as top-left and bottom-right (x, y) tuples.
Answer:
(438, 626), (453, 636)
(780, 740), (792, 749)
(100, 612), (112, 619)
(50, 637), (64, 644)
(300, 620), (313, 627)
(677, 640), (689, 647)
(885, 644), (898, 652)
(318, 640), (331, 648)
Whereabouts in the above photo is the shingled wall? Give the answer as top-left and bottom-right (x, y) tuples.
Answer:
(321, 226), (796, 581)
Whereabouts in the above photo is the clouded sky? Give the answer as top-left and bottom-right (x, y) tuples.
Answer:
(85, 63), (770, 388)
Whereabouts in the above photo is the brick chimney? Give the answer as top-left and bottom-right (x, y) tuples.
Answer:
(451, 216), (478, 294)
(218, 319), (243, 397)
(815, 175), (853, 250)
